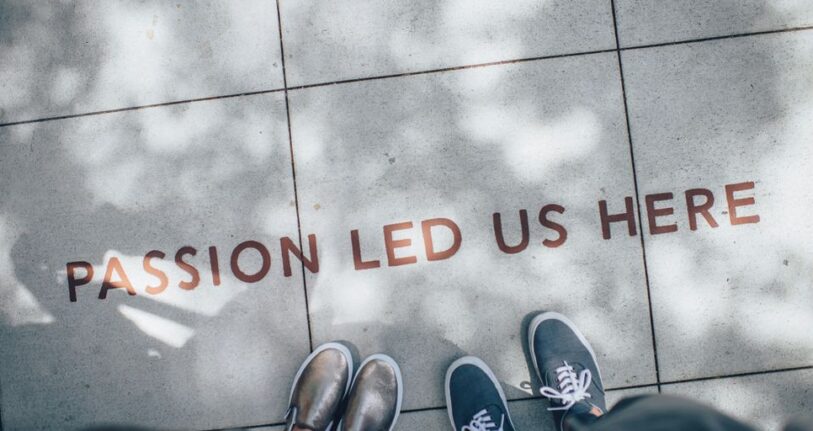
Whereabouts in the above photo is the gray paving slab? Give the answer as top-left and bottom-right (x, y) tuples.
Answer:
(0, 0), (284, 124)
(290, 52), (658, 411)
(664, 369), (813, 430)
(0, 94), (309, 430)
(621, 30), (813, 381)
(278, 0), (616, 86)
(614, 0), (813, 47)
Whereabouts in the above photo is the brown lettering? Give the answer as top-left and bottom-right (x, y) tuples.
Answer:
(208, 246), (221, 286)
(230, 241), (271, 283)
(143, 250), (169, 295)
(645, 192), (678, 235)
(422, 218), (462, 261)
(66, 261), (93, 302)
(725, 181), (760, 225)
(351, 229), (381, 270)
(539, 204), (567, 248)
(599, 197), (637, 240)
(493, 210), (530, 254)
(99, 257), (136, 299)
(685, 188), (718, 231)
(175, 246), (200, 290)
(281, 234), (319, 277)
(384, 221), (417, 266)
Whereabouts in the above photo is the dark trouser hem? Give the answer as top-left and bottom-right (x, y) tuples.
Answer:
(564, 395), (761, 431)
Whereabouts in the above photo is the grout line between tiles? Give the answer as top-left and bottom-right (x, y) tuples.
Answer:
(275, 0), (314, 353)
(3, 25), (812, 129)
(283, 47), (616, 90)
(262, 24), (813, 93)
(621, 24), (813, 51)
(659, 365), (813, 387)
(0, 88), (286, 128)
(610, 0), (662, 394)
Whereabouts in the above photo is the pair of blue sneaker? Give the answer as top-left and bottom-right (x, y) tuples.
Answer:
(446, 311), (605, 431)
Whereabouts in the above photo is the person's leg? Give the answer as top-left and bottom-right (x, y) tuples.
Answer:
(566, 394), (758, 431)
(527, 311), (606, 431)
(445, 356), (517, 431)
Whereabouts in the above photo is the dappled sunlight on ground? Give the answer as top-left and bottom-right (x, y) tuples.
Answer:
(623, 28), (813, 384)
(0, 0), (282, 123)
(0, 89), (309, 429)
(292, 53), (655, 410)
(118, 303), (195, 349)
(1, 0), (812, 429)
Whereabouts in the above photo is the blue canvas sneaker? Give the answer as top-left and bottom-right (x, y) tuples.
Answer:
(445, 356), (516, 431)
(528, 311), (606, 431)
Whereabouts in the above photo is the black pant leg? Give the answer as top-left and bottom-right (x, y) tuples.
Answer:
(564, 395), (757, 431)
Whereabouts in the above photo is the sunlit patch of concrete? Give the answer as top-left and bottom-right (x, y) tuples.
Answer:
(258, 197), (301, 239)
(289, 119), (328, 166)
(0, 1), (282, 123)
(280, 0), (612, 86)
(435, 0), (535, 65)
(506, 108), (600, 182)
(456, 65), (506, 94)
(312, 260), (390, 327)
(58, 95), (289, 213)
(140, 104), (224, 154)
(460, 104), (515, 143)
(649, 243), (727, 339)
(118, 304), (195, 348)
(624, 30), (813, 381)
(0, 282), (56, 326)
(50, 67), (82, 106)
(422, 289), (476, 346)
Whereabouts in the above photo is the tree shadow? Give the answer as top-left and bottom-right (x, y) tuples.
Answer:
(0, 0), (810, 430)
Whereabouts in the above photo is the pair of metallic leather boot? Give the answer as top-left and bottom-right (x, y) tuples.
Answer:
(285, 342), (403, 431)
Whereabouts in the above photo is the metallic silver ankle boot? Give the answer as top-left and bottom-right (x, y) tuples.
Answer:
(286, 342), (354, 431)
(337, 354), (403, 431)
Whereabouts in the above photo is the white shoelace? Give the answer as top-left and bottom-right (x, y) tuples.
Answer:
(462, 409), (505, 431)
(538, 361), (593, 411)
